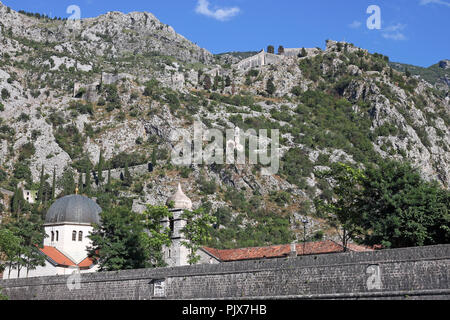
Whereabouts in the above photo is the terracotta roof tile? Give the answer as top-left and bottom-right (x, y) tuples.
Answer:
(39, 246), (94, 268)
(39, 246), (76, 267)
(346, 243), (375, 252)
(77, 256), (95, 269)
(202, 240), (374, 262)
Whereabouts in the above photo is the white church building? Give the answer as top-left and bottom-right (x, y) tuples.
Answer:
(2, 184), (217, 279)
(3, 194), (101, 279)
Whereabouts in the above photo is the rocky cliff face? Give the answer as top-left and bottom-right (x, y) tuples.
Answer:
(0, 3), (212, 64)
(0, 5), (448, 246)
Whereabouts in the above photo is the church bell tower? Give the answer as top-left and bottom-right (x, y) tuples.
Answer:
(161, 183), (193, 267)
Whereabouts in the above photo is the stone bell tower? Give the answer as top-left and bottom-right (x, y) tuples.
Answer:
(161, 183), (193, 267)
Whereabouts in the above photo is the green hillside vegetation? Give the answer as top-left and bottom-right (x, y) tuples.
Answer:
(390, 61), (449, 87)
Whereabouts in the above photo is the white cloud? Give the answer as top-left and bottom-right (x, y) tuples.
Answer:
(382, 23), (407, 41)
(195, 0), (241, 21)
(382, 32), (407, 41)
(419, 0), (450, 7)
(384, 23), (406, 32)
(349, 21), (362, 29)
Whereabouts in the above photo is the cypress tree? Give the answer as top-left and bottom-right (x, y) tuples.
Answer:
(37, 165), (45, 204)
(151, 148), (157, 167)
(225, 76), (231, 87)
(12, 187), (20, 215)
(213, 75), (219, 91)
(85, 165), (91, 196)
(78, 173), (84, 194)
(203, 75), (211, 91)
(267, 45), (275, 54)
(98, 150), (104, 187)
(51, 167), (56, 200)
(12, 186), (25, 216)
(299, 47), (307, 58)
(105, 169), (111, 193)
(266, 78), (276, 96)
(123, 161), (132, 187)
(60, 167), (76, 196)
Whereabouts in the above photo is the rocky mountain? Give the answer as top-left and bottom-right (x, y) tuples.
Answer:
(390, 59), (450, 90)
(0, 3), (449, 248)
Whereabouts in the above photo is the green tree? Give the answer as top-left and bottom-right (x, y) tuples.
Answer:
(3, 213), (46, 278)
(225, 76), (232, 87)
(1, 88), (10, 100)
(213, 75), (220, 91)
(21, 213), (47, 277)
(357, 161), (450, 248)
(13, 162), (32, 184)
(203, 75), (212, 91)
(143, 79), (160, 98)
(84, 163), (91, 196)
(37, 165), (45, 204)
(105, 169), (112, 193)
(58, 166), (75, 196)
(11, 186), (25, 216)
(141, 205), (173, 267)
(151, 148), (157, 167)
(266, 78), (276, 96)
(315, 163), (366, 251)
(51, 167), (56, 200)
(299, 47), (307, 58)
(181, 208), (217, 265)
(97, 150), (104, 188)
(278, 45), (285, 55)
(267, 45), (275, 54)
(87, 206), (148, 271)
(77, 172), (84, 194)
(0, 228), (21, 275)
(122, 161), (132, 187)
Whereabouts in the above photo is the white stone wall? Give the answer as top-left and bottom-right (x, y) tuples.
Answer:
(22, 189), (37, 204)
(44, 224), (94, 263)
(162, 208), (220, 267)
(235, 51), (284, 71)
(3, 260), (99, 280)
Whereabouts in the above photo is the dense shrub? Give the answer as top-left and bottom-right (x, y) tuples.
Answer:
(197, 176), (217, 195)
(1, 88), (10, 100)
(109, 152), (147, 169)
(18, 142), (36, 161)
(54, 125), (84, 159)
(68, 101), (94, 115)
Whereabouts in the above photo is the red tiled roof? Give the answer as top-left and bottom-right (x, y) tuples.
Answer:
(77, 256), (95, 268)
(39, 246), (94, 269)
(202, 240), (374, 262)
(346, 243), (376, 252)
(40, 246), (76, 267)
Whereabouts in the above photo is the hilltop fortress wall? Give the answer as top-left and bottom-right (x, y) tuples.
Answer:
(235, 50), (284, 71)
(1, 245), (449, 300)
(234, 48), (323, 70)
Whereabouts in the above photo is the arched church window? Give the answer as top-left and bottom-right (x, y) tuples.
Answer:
(56, 231), (59, 241)
(78, 231), (83, 241)
(72, 231), (77, 241)
(51, 231), (54, 242)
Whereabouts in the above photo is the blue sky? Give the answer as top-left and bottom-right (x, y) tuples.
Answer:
(3, 0), (449, 67)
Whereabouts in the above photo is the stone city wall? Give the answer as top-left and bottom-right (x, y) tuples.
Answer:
(1, 244), (449, 300)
